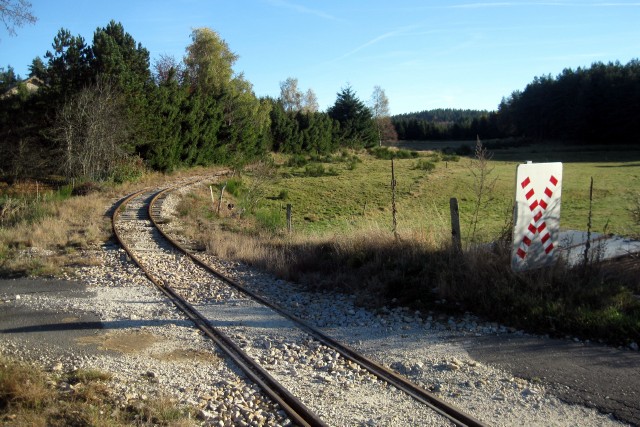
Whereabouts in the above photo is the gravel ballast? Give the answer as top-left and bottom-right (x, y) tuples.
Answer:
(1, 241), (630, 426)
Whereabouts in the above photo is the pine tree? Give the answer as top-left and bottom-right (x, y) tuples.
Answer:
(327, 85), (376, 148)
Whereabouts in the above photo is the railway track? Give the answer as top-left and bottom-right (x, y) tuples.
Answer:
(112, 178), (487, 427)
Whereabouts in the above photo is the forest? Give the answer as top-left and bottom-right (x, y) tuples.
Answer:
(393, 60), (640, 143)
(1, 20), (639, 183)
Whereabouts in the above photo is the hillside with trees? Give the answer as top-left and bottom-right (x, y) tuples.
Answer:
(394, 60), (640, 144)
(392, 109), (500, 141)
(1, 19), (639, 183)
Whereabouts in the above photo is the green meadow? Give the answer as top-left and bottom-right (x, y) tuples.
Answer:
(258, 142), (640, 242)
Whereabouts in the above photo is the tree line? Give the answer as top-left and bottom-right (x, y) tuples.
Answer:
(0, 21), (394, 181)
(393, 60), (640, 144)
(497, 60), (640, 143)
(392, 109), (501, 141)
(2, 18), (638, 182)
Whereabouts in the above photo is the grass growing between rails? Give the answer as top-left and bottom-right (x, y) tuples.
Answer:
(175, 144), (640, 345)
(0, 356), (196, 426)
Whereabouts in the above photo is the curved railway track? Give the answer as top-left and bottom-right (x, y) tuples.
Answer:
(112, 178), (487, 427)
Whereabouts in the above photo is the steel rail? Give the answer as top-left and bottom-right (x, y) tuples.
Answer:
(112, 188), (328, 427)
(149, 185), (488, 427)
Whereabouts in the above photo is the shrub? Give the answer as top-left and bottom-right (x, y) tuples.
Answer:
(224, 178), (243, 197)
(110, 157), (146, 183)
(370, 146), (418, 160)
(303, 164), (326, 177)
(441, 153), (460, 162)
(425, 152), (441, 162)
(278, 189), (289, 201)
(414, 159), (436, 172)
(346, 158), (359, 170)
(286, 154), (308, 168)
(72, 182), (101, 196)
(255, 206), (285, 233)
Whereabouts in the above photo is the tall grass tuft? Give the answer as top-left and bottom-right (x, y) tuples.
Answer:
(0, 357), (52, 411)
(0, 356), (196, 426)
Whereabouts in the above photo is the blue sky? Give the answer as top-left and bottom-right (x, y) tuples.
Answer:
(2, 1), (639, 114)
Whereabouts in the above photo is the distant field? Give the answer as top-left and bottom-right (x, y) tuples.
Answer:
(260, 142), (640, 242)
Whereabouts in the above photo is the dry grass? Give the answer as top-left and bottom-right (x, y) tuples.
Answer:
(0, 356), (196, 426)
(0, 358), (51, 412)
(0, 166), (227, 277)
(0, 192), (111, 276)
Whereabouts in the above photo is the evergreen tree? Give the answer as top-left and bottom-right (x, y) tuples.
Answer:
(91, 21), (151, 88)
(91, 21), (153, 151)
(28, 56), (46, 79)
(327, 85), (376, 148)
(43, 28), (93, 99)
(0, 65), (18, 90)
(267, 98), (300, 153)
(144, 75), (187, 171)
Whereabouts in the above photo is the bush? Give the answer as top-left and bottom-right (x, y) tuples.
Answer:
(425, 152), (442, 162)
(286, 154), (308, 168)
(304, 164), (325, 177)
(414, 159), (436, 172)
(346, 158), (359, 170)
(302, 164), (338, 177)
(72, 182), (101, 196)
(224, 178), (243, 197)
(110, 157), (146, 183)
(370, 147), (418, 160)
(441, 153), (460, 162)
(278, 189), (289, 201)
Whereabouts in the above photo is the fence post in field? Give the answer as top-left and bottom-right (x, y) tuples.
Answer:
(209, 185), (215, 211)
(450, 197), (462, 253)
(583, 177), (594, 265)
(391, 159), (398, 239)
(217, 182), (227, 215)
(286, 203), (292, 233)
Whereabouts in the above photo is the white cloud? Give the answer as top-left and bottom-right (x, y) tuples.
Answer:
(265, 0), (340, 21)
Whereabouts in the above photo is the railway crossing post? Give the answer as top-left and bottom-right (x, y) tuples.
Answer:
(511, 162), (563, 271)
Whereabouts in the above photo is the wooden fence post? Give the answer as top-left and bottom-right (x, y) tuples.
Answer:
(391, 159), (397, 239)
(450, 197), (462, 253)
(217, 182), (227, 214)
(583, 177), (594, 265)
(286, 203), (292, 233)
(209, 185), (215, 211)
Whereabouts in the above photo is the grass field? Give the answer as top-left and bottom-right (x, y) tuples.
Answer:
(250, 141), (640, 242)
